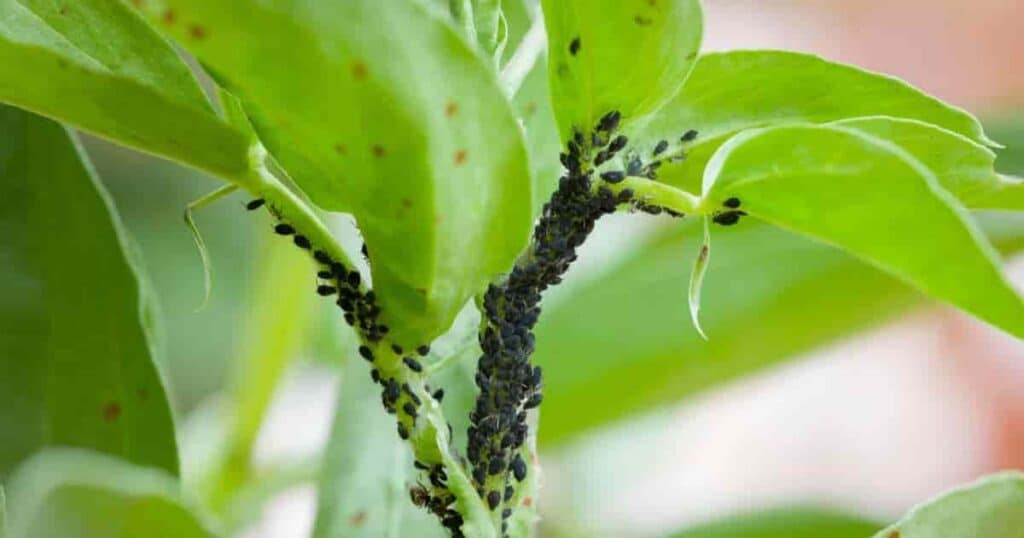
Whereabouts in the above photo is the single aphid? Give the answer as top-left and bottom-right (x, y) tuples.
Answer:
(246, 199), (265, 210)
(600, 171), (625, 183)
(410, 484), (430, 507)
(569, 36), (581, 56)
(417, 344), (431, 356)
(316, 285), (337, 296)
(653, 140), (669, 156)
(511, 454), (527, 481)
(274, 223), (294, 235)
(608, 135), (628, 153)
(403, 357), (423, 372)
(487, 491), (501, 510)
(397, 422), (410, 440)
(723, 197), (742, 209)
(432, 388), (445, 402)
(314, 250), (331, 265)
(317, 270), (333, 279)
(391, 344), (403, 355)
(358, 345), (374, 361)
(293, 235), (311, 249)
(347, 272), (360, 288)
(403, 402), (418, 418)
(681, 129), (699, 142)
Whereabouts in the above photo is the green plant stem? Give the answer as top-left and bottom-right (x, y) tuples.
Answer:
(611, 177), (703, 216)
(239, 145), (498, 538)
(450, 0), (479, 44)
(500, 9), (546, 97)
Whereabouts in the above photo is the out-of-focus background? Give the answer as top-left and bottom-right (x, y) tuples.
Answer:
(84, 0), (1024, 536)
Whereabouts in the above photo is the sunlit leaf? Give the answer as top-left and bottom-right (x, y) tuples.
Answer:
(701, 124), (1024, 338)
(0, 107), (177, 478)
(139, 0), (533, 344)
(0, 0), (249, 179)
(670, 508), (882, 538)
(4, 448), (213, 538)
(646, 50), (997, 194)
(832, 117), (1024, 211)
(874, 472), (1024, 538)
(541, 0), (703, 140)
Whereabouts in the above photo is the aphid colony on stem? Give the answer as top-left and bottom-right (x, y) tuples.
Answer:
(467, 109), (703, 533)
(249, 199), (468, 535)
(244, 106), (732, 537)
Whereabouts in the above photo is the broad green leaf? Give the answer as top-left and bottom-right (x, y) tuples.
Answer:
(701, 124), (1024, 338)
(874, 472), (1024, 538)
(534, 213), (1024, 445)
(140, 0), (533, 344)
(314, 355), (446, 538)
(4, 448), (213, 538)
(832, 117), (1024, 211)
(670, 508), (881, 538)
(647, 50), (996, 193)
(0, 0), (249, 179)
(541, 0), (703, 139)
(0, 107), (178, 477)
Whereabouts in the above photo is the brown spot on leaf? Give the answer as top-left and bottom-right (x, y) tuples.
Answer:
(522, 497), (533, 507)
(102, 402), (122, 422)
(524, 102), (537, 116)
(162, 9), (175, 24)
(334, 143), (347, 155)
(351, 61), (368, 80)
(188, 24), (207, 40)
(454, 149), (467, 166)
(634, 15), (653, 26)
(888, 532), (900, 538)
(445, 102), (459, 118)
(371, 144), (386, 158)
(556, 62), (570, 78)
(349, 511), (367, 526)
(401, 198), (413, 209)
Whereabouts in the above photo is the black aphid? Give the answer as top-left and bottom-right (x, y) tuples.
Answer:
(274, 223), (294, 235)
(432, 388), (445, 402)
(486, 491), (501, 510)
(653, 140), (669, 156)
(723, 197), (742, 209)
(598, 110), (621, 132)
(403, 357), (423, 372)
(293, 235), (311, 249)
(511, 454), (527, 481)
(317, 270), (333, 279)
(713, 210), (746, 226)
(569, 36), (581, 56)
(347, 272), (360, 288)
(314, 250), (332, 265)
(391, 344), (404, 355)
(600, 171), (625, 183)
(681, 129), (699, 142)
(358, 345), (374, 361)
(417, 345), (430, 356)
(397, 422), (409, 440)
(403, 402), (418, 418)
(316, 285), (337, 296)
(246, 199), (265, 210)
(608, 135), (628, 153)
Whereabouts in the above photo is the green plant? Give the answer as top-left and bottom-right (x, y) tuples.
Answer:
(1, 1), (1023, 537)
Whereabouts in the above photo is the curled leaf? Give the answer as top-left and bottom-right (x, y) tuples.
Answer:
(688, 217), (711, 340)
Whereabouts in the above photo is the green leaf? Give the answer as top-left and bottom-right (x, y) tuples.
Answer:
(541, 0), (703, 140)
(4, 448), (213, 538)
(517, 54), (562, 217)
(647, 50), (996, 193)
(701, 124), (1024, 338)
(832, 117), (1024, 211)
(669, 508), (882, 538)
(140, 0), (533, 344)
(534, 213), (1024, 445)
(875, 472), (1024, 538)
(0, 0), (249, 179)
(314, 355), (446, 538)
(0, 107), (178, 478)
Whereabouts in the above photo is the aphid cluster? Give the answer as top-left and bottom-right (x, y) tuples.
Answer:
(247, 199), (462, 533)
(467, 111), (695, 533)
(712, 196), (747, 226)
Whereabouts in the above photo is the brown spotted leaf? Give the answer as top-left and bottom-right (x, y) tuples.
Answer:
(138, 0), (533, 345)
